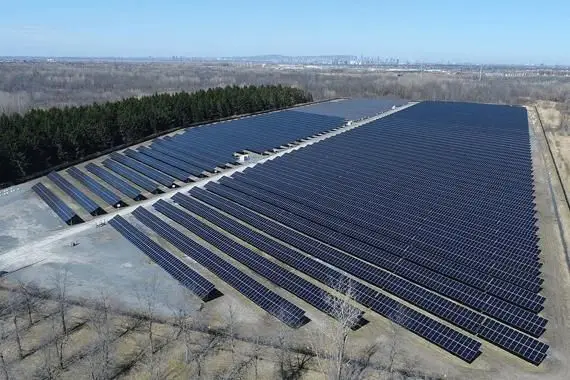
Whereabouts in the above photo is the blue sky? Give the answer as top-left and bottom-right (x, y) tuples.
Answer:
(1, 0), (569, 64)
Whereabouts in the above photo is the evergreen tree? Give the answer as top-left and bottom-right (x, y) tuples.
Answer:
(0, 85), (312, 186)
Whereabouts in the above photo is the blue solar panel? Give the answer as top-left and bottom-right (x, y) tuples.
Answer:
(150, 200), (364, 327)
(110, 153), (178, 188)
(478, 318), (548, 366)
(206, 181), (546, 338)
(146, 111), (345, 169)
(175, 101), (546, 365)
(32, 182), (83, 225)
(123, 149), (193, 182)
(130, 203), (307, 327)
(102, 159), (161, 194)
(151, 137), (229, 171)
(67, 167), (124, 208)
(296, 98), (407, 120)
(175, 190), (482, 363)
(85, 163), (145, 200)
(149, 142), (221, 172)
(47, 171), (105, 216)
(108, 215), (219, 301)
(229, 171), (545, 312)
(137, 146), (205, 177)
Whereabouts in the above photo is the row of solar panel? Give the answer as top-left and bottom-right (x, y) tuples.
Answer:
(139, 204), (366, 326)
(109, 201), (483, 363)
(233, 164), (540, 271)
(231, 166), (540, 265)
(143, 102), (545, 365)
(267, 147), (540, 253)
(179, 184), (547, 366)
(293, 143), (537, 215)
(325, 139), (536, 197)
(296, 97), (408, 121)
(153, 110), (345, 165)
(175, 189), (548, 365)
(108, 215), (219, 301)
(122, 207), (308, 327)
(234, 166), (538, 263)
(201, 182), (546, 338)
(225, 172), (544, 311)
(33, 109), (352, 224)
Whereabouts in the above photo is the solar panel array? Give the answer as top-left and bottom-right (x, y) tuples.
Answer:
(171, 192), (483, 362)
(296, 98), (407, 120)
(150, 199), (365, 327)
(67, 167), (125, 208)
(47, 171), (106, 216)
(168, 101), (547, 365)
(86, 163), (145, 201)
(129, 203), (307, 327)
(31, 183), (83, 225)
(148, 110), (345, 167)
(29, 99), (550, 365)
(109, 152), (178, 188)
(108, 215), (219, 300)
(102, 159), (161, 194)
(32, 104), (362, 224)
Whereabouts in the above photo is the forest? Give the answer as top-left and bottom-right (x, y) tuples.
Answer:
(0, 84), (313, 186)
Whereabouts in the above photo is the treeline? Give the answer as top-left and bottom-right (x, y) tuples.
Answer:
(0, 85), (312, 185)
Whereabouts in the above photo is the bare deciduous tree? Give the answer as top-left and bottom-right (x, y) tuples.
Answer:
(342, 343), (379, 380)
(51, 315), (68, 370)
(188, 328), (227, 378)
(224, 304), (239, 364)
(274, 318), (312, 380)
(310, 278), (363, 380)
(52, 268), (70, 336)
(17, 281), (42, 327)
(383, 306), (415, 380)
(87, 291), (116, 380)
(36, 345), (58, 380)
(7, 292), (24, 359)
(170, 291), (201, 367)
(136, 276), (168, 380)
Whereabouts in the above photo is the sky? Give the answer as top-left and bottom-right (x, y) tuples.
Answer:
(1, 0), (569, 65)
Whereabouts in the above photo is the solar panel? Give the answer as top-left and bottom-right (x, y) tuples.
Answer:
(32, 183), (83, 225)
(149, 142), (221, 172)
(85, 163), (145, 201)
(110, 152), (178, 188)
(108, 215), (219, 301)
(206, 181), (546, 338)
(130, 204), (307, 327)
(175, 101), (546, 364)
(229, 171), (544, 312)
(123, 149), (193, 181)
(187, 185), (547, 365)
(47, 171), (105, 216)
(150, 200), (364, 327)
(296, 98), (407, 120)
(231, 170), (544, 312)
(478, 318), (548, 366)
(137, 146), (205, 177)
(175, 191), (482, 362)
(67, 167), (125, 208)
(102, 159), (161, 194)
(258, 155), (540, 259)
(151, 111), (345, 166)
(154, 137), (233, 167)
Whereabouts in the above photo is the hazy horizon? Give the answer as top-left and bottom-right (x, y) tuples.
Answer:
(2, 0), (570, 65)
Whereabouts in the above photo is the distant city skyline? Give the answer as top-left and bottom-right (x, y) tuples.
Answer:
(2, 0), (570, 65)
